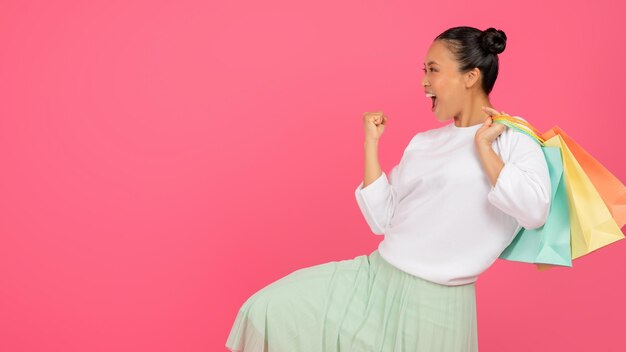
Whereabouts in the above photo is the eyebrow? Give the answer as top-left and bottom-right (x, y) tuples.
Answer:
(423, 61), (439, 66)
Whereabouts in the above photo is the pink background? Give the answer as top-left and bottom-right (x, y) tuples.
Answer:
(1, 0), (625, 351)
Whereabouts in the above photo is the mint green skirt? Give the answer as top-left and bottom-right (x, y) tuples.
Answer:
(225, 249), (478, 351)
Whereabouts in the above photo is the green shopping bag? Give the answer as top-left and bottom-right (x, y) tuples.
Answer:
(494, 117), (573, 267)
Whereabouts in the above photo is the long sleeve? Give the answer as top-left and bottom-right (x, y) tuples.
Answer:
(487, 130), (552, 230)
(354, 164), (400, 235)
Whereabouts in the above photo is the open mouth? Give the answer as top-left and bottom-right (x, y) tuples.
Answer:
(426, 93), (437, 111)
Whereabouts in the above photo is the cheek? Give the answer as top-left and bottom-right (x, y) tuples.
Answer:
(434, 77), (454, 96)
(443, 81), (465, 102)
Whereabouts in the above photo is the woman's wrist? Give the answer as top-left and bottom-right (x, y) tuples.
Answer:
(476, 142), (504, 187)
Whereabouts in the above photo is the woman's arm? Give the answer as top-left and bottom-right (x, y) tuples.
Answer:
(476, 143), (505, 186)
(355, 138), (400, 235)
(475, 108), (551, 230)
(363, 138), (383, 188)
(482, 131), (552, 230)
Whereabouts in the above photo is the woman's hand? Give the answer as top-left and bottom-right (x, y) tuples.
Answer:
(363, 111), (388, 142)
(475, 106), (510, 147)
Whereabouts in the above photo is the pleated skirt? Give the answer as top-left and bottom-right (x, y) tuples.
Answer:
(225, 249), (478, 352)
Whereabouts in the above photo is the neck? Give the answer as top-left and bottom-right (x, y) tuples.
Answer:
(453, 95), (493, 127)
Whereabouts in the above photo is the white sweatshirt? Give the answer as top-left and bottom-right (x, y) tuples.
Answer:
(355, 117), (551, 286)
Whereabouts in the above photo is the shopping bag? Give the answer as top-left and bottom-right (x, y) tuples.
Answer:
(543, 127), (626, 229)
(494, 118), (572, 267)
(492, 115), (625, 271)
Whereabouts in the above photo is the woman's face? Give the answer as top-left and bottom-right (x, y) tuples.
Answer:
(422, 40), (478, 123)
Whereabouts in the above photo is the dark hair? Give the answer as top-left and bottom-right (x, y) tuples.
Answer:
(434, 26), (507, 95)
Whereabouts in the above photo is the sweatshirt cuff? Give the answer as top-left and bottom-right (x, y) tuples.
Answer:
(355, 172), (389, 201)
(355, 172), (390, 234)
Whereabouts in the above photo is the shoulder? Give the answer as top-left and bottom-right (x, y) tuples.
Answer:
(407, 124), (449, 145)
(496, 115), (543, 159)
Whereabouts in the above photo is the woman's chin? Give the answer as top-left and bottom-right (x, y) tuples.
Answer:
(432, 106), (443, 120)
(432, 111), (447, 122)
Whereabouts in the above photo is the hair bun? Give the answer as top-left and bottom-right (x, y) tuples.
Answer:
(480, 28), (507, 55)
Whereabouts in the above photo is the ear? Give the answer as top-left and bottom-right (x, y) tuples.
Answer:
(464, 67), (481, 88)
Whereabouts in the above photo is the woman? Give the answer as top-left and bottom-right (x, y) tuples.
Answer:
(225, 26), (551, 352)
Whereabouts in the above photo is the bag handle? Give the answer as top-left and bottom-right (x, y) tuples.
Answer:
(492, 115), (545, 146)
(493, 115), (543, 135)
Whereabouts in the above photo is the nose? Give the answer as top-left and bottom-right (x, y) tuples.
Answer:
(421, 76), (429, 87)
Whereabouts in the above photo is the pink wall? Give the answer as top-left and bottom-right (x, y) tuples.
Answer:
(1, 0), (625, 351)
